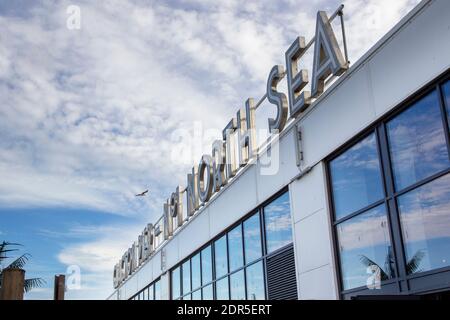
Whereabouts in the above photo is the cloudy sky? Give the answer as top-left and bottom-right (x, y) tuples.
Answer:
(0, 0), (420, 299)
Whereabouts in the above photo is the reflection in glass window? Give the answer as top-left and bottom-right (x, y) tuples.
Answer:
(171, 266), (181, 299)
(154, 280), (161, 300)
(191, 253), (201, 290)
(246, 261), (265, 300)
(337, 205), (394, 290)
(143, 288), (147, 300)
(264, 192), (293, 253)
(148, 285), (154, 300)
(330, 134), (384, 219)
(398, 174), (450, 274)
(202, 245), (213, 285)
(216, 277), (229, 300)
(202, 284), (213, 300)
(215, 235), (228, 279)
(230, 270), (245, 300)
(182, 260), (191, 295)
(192, 289), (201, 300)
(228, 225), (244, 272)
(387, 91), (449, 191)
(442, 80), (450, 130)
(244, 213), (262, 264)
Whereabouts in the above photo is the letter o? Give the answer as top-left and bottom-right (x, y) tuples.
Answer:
(197, 155), (214, 204)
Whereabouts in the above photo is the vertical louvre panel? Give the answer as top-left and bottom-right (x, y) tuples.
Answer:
(266, 245), (298, 300)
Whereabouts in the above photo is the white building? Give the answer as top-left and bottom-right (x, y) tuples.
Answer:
(108, 0), (450, 300)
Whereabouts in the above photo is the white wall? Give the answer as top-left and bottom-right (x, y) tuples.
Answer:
(110, 0), (450, 300)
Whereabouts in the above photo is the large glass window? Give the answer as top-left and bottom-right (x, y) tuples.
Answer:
(183, 293), (191, 300)
(230, 270), (245, 300)
(215, 277), (229, 300)
(329, 80), (450, 297)
(192, 289), (201, 300)
(215, 235), (228, 279)
(182, 260), (191, 295)
(387, 91), (449, 191)
(330, 133), (384, 219)
(154, 279), (161, 300)
(169, 187), (295, 300)
(228, 225), (244, 272)
(201, 245), (213, 285)
(148, 284), (154, 300)
(336, 205), (394, 289)
(246, 261), (265, 300)
(191, 253), (201, 290)
(142, 288), (147, 300)
(202, 284), (213, 300)
(171, 266), (181, 299)
(243, 213), (262, 264)
(398, 174), (450, 274)
(264, 192), (293, 253)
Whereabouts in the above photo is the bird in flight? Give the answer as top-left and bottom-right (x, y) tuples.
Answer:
(135, 190), (149, 197)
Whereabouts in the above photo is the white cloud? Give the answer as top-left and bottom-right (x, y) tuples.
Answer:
(0, 0), (421, 218)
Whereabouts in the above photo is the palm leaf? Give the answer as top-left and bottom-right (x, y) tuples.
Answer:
(0, 241), (22, 252)
(6, 253), (31, 269)
(406, 250), (425, 274)
(0, 242), (22, 262)
(24, 278), (46, 293)
(358, 255), (389, 280)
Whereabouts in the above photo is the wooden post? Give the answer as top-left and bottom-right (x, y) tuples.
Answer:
(0, 268), (25, 300)
(54, 274), (65, 300)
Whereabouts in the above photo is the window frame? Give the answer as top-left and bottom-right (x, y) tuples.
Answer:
(169, 187), (293, 300)
(129, 277), (160, 300)
(326, 69), (450, 299)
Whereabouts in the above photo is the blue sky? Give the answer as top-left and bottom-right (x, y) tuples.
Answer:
(0, 0), (420, 299)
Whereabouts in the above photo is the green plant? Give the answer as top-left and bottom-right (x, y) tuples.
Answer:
(0, 241), (45, 293)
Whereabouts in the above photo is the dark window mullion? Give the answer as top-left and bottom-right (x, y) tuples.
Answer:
(241, 223), (248, 299)
(212, 241), (216, 300)
(333, 199), (385, 226)
(378, 123), (407, 284)
(260, 208), (269, 300)
(393, 167), (450, 198)
(437, 83), (450, 158)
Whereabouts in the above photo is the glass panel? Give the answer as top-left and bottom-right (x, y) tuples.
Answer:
(330, 133), (384, 219)
(246, 261), (265, 300)
(398, 174), (450, 274)
(264, 192), (293, 253)
(192, 289), (201, 300)
(230, 270), (245, 300)
(142, 288), (147, 300)
(183, 293), (191, 300)
(171, 266), (181, 299)
(182, 260), (191, 295)
(191, 253), (201, 290)
(243, 213), (262, 263)
(154, 280), (161, 300)
(148, 285), (154, 300)
(228, 225), (244, 272)
(215, 235), (228, 279)
(441, 80), (450, 131)
(215, 277), (229, 300)
(201, 245), (213, 285)
(336, 205), (395, 290)
(387, 90), (449, 191)
(202, 284), (213, 300)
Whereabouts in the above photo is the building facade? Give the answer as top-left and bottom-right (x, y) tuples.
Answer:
(108, 0), (450, 300)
